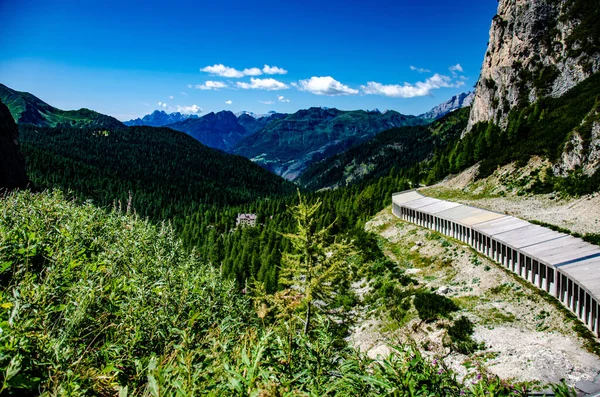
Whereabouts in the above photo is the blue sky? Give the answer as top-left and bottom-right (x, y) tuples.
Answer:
(0, 0), (497, 120)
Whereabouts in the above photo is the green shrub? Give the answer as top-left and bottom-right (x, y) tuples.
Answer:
(448, 316), (481, 354)
(0, 190), (252, 394)
(414, 291), (459, 322)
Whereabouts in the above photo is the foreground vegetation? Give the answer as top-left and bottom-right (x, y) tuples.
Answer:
(2, 190), (572, 396)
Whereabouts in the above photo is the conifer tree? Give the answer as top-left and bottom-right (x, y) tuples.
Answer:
(279, 191), (355, 334)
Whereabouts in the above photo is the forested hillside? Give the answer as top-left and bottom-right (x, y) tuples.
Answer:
(0, 84), (124, 129)
(233, 107), (425, 179)
(298, 108), (469, 190)
(20, 124), (295, 221)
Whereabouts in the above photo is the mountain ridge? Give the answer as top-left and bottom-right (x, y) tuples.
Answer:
(419, 92), (474, 120)
(233, 107), (426, 180)
(0, 83), (125, 129)
(124, 110), (199, 127)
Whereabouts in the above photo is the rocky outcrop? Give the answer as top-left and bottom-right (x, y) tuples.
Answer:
(420, 92), (474, 120)
(0, 100), (28, 189)
(554, 105), (600, 176)
(466, 0), (600, 133)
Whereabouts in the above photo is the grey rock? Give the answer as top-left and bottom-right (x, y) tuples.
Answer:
(420, 92), (474, 120)
(465, 0), (600, 134)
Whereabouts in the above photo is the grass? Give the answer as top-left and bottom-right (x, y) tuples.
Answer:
(2, 190), (555, 396)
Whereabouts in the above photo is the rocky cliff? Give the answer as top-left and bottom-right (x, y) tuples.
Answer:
(0, 100), (28, 189)
(466, 0), (600, 133)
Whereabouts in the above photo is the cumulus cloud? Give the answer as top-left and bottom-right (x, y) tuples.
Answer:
(237, 78), (288, 91)
(243, 67), (262, 76)
(410, 65), (431, 73)
(263, 65), (288, 75)
(259, 100), (274, 105)
(225, 100), (233, 105)
(200, 64), (269, 78)
(157, 101), (167, 108)
(194, 81), (228, 90)
(176, 104), (203, 114)
(169, 95), (174, 100)
(361, 73), (459, 98)
(449, 64), (464, 73)
(278, 95), (290, 103)
(201, 64), (245, 78)
(294, 76), (358, 96)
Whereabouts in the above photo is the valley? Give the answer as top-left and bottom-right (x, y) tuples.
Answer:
(1, 0), (600, 394)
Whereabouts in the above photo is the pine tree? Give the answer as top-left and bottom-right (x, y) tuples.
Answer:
(279, 192), (356, 335)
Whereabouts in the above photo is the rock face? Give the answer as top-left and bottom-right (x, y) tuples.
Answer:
(419, 92), (474, 120)
(0, 100), (28, 189)
(466, 0), (600, 133)
(554, 104), (600, 176)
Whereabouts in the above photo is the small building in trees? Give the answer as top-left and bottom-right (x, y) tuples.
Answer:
(236, 213), (257, 228)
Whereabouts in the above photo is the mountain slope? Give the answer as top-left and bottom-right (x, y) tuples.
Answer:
(298, 108), (470, 190)
(467, 0), (600, 132)
(124, 110), (199, 127)
(0, 83), (124, 129)
(419, 92), (474, 120)
(165, 110), (251, 152)
(233, 107), (425, 180)
(20, 123), (295, 221)
(164, 111), (286, 152)
(0, 100), (28, 189)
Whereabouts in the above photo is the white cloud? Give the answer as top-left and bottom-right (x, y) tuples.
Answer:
(263, 65), (288, 75)
(201, 64), (245, 78)
(237, 77), (288, 91)
(225, 100), (233, 105)
(169, 95), (174, 100)
(410, 65), (431, 73)
(157, 101), (167, 108)
(278, 95), (290, 103)
(200, 64), (266, 78)
(449, 64), (464, 73)
(259, 100), (274, 105)
(294, 76), (358, 96)
(361, 73), (458, 98)
(187, 84), (193, 88)
(194, 80), (228, 90)
(176, 104), (203, 114)
(180, 91), (188, 96)
(243, 67), (262, 76)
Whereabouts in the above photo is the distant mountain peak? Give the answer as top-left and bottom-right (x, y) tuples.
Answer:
(124, 110), (198, 127)
(419, 92), (474, 120)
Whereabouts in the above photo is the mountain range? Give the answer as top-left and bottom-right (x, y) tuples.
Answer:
(123, 110), (199, 127)
(165, 111), (286, 152)
(0, 81), (476, 180)
(232, 107), (426, 179)
(297, 107), (471, 190)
